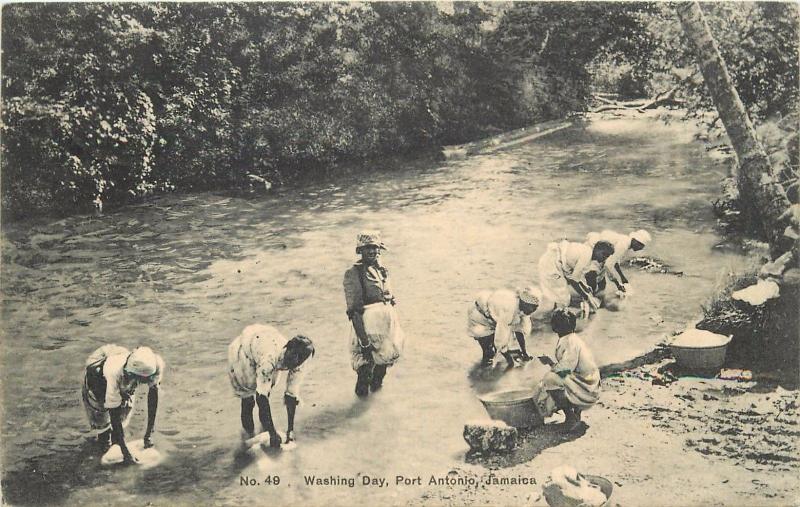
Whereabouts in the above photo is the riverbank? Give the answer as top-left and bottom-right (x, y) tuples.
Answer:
(411, 360), (800, 506)
(406, 109), (800, 507)
(0, 114), (763, 505)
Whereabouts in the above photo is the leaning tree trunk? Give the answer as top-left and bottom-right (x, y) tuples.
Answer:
(676, 2), (794, 255)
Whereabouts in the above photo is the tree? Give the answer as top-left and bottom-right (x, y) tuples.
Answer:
(675, 2), (795, 255)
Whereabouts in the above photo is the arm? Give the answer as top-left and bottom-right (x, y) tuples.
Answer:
(255, 393), (282, 447)
(614, 263), (629, 285)
(344, 268), (370, 348)
(351, 313), (370, 348)
(285, 394), (298, 442)
(103, 370), (137, 463)
(567, 271), (601, 315)
(566, 246), (603, 306)
(552, 336), (581, 377)
(109, 406), (137, 464)
(566, 277), (594, 301)
(538, 355), (555, 366)
(143, 386), (158, 448)
(284, 367), (305, 442)
(514, 332), (531, 360)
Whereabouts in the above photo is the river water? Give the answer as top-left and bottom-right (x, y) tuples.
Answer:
(1, 115), (750, 505)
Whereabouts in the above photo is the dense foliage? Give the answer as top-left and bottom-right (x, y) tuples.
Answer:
(2, 3), (528, 216)
(491, 2), (657, 111)
(2, 2), (797, 218)
(640, 3), (798, 122)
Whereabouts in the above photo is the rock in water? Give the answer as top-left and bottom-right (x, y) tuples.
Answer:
(463, 420), (517, 453)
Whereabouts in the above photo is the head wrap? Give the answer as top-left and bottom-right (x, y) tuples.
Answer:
(517, 286), (542, 306)
(125, 347), (159, 377)
(356, 231), (387, 253)
(629, 230), (652, 246)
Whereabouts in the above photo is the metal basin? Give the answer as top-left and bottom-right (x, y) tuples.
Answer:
(669, 329), (732, 372)
(478, 389), (543, 428)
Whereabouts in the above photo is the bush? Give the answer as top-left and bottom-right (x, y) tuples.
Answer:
(2, 85), (157, 214)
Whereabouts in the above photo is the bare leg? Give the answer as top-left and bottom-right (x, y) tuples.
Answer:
(97, 429), (111, 451)
(240, 397), (256, 437)
(548, 389), (580, 430)
(370, 364), (387, 392)
(476, 335), (496, 366)
(355, 364), (373, 398)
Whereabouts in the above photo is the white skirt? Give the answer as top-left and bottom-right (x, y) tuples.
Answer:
(533, 371), (601, 418)
(350, 303), (405, 370)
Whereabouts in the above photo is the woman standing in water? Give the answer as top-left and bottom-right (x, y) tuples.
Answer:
(343, 231), (405, 398)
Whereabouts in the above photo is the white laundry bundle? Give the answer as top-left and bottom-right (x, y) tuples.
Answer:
(731, 279), (780, 306)
(542, 465), (608, 507)
(100, 439), (163, 469)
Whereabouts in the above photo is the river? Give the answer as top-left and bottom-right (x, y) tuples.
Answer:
(0, 114), (750, 505)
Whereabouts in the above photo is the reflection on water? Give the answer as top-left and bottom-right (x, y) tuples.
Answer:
(1, 117), (748, 505)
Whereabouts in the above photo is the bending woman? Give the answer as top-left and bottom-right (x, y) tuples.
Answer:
(538, 239), (615, 317)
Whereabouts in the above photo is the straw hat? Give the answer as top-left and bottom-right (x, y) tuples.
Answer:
(356, 231), (387, 253)
(517, 286), (542, 306)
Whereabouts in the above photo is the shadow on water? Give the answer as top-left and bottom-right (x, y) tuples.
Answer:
(466, 362), (517, 393)
(1, 439), (101, 505)
(299, 397), (373, 441)
(140, 445), (238, 496)
(465, 423), (588, 469)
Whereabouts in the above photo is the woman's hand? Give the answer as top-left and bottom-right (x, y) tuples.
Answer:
(269, 430), (283, 448)
(122, 449), (139, 465)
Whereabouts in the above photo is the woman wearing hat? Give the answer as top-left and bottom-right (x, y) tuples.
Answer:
(81, 345), (165, 464)
(585, 229), (651, 295)
(467, 286), (541, 366)
(343, 231), (405, 398)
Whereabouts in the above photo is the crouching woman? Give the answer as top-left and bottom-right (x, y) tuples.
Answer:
(533, 309), (600, 432)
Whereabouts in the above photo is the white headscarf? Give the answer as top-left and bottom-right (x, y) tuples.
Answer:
(629, 230), (652, 246)
(125, 347), (159, 377)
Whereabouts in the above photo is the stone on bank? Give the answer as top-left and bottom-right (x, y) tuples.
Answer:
(463, 419), (518, 454)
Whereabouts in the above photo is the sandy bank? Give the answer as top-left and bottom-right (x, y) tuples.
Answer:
(411, 360), (799, 506)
